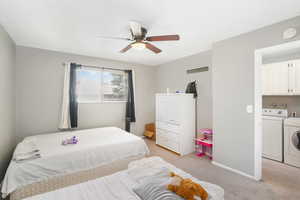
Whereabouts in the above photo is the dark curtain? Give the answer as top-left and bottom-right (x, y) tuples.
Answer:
(297, 131), (300, 150)
(125, 70), (136, 132)
(69, 63), (80, 128)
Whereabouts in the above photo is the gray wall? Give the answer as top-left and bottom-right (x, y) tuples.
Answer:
(16, 46), (156, 142)
(156, 51), (212, 129)
(212, 16), (300, 176)
(0, 25), (16, 179)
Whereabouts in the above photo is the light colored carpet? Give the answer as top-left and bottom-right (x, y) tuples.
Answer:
(145, 139), (300, 200)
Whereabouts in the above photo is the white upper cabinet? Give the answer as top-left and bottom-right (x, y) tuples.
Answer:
(291, 60), (300, 95)
(262, 64), (273, 95)
(262, 59), (300, 96)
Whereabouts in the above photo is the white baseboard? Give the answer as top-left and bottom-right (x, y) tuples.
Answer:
(212, 161), (259, 181)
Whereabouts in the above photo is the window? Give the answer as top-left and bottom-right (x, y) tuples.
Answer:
(102, 69), (128, 102)
(76, 68), (128, 103)
(76, 69), (102, 103)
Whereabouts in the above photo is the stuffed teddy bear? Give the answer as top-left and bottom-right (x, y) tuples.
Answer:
(167, 172), (208, 200)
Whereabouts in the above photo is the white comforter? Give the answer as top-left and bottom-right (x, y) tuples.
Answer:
(1, 127), (149, 198)
(24, 157), (224, 200)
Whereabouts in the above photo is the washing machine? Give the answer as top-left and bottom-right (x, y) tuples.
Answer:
(284, 118), (300, 168)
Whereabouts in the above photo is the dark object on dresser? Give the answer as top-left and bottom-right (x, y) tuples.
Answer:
(185, 81), (197, 98)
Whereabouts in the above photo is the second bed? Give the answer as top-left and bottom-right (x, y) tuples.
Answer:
(1, 127), (149, 200)
(23, 157), (225, 200)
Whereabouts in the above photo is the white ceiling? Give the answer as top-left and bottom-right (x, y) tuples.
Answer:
(0, 0), (300, 66)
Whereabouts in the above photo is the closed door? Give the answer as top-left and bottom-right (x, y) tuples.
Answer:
(262, 117), (283, 162)
(167, 96), (181, 124)
(271, 62), (289, 95)
(262, 62), (289, 95)
(157, 95), (181, 124)
(262, 64), (273, 95)
(291, 59), (300, 95)
(156, 96), (169, 123)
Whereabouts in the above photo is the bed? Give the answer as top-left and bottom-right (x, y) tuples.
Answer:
(1, 127), (149, 200)
(23, 157), (224, 200)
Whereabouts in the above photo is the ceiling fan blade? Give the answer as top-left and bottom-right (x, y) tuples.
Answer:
(129, 21), (142, 37)
(146, 35), (180, 42)
(145, 43), (162, 54)
(97, 36), (132, 41)
(120, 44), (132, 53)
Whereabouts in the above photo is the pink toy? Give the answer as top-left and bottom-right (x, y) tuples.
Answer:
(195, 129), (213, 159)
(62, 136), (78, 145)
(197, 128), (213, 141)
(199, 128), (213, 135)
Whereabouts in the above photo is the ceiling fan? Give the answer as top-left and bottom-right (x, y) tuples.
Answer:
(98, 21), (180, 54)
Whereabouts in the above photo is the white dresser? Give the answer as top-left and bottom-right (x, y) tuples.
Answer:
(156, 93), (195, 155)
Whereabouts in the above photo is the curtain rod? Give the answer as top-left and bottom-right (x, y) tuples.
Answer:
(62, 62), (128, 72)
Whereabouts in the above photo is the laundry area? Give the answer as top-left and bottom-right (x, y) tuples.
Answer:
(261, 47), (300, 170)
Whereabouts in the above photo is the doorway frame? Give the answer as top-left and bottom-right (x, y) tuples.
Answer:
(254, 39), (300, 181)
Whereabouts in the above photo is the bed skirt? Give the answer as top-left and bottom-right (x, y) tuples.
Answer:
(9, 155), (144, 200)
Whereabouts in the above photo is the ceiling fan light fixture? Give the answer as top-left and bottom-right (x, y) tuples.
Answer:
(131, 42), (146, 50)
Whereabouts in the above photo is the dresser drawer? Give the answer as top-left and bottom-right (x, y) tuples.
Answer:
(157, 136), (179, 153)
(156, 134), (168, 148)
(156, 129), (180, 153)
(156, 121), (181, 134)
(164, 138), (179, 153)
(156, 128), (179, 143)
